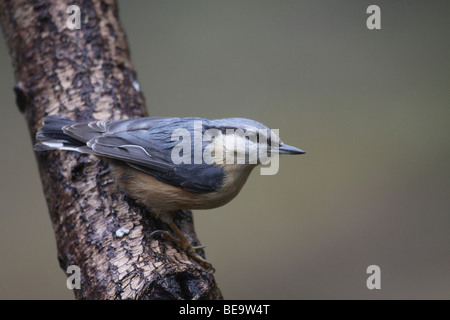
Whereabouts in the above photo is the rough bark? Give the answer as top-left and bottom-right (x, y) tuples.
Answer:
(0, 0), (222, 300)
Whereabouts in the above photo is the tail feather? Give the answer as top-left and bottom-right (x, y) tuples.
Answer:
(34, 116), (87, 152)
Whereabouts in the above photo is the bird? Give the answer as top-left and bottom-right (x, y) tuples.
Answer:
(35, 115), (305, 270)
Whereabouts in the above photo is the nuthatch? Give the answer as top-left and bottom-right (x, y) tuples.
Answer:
(35, 116), (304, 270)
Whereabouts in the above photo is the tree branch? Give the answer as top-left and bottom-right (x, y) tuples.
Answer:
(0, 0), (222, 300)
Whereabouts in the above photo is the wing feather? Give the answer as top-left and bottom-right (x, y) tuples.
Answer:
(63, 117), (224, 192)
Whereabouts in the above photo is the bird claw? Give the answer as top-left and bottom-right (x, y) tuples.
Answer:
(149, 228), (215, 273)
(149, 230), (180, 244)
(192, 244), (206, 251)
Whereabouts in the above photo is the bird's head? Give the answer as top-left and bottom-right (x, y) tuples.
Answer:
(205, 118), (305, 166)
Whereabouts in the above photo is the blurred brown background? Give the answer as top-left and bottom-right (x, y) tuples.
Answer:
(0, 0), (449, 299)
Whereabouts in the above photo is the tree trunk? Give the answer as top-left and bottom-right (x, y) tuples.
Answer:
(0, 0), (222, 300)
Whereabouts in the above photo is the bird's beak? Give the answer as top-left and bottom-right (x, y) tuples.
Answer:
(277, 143), (306, 155)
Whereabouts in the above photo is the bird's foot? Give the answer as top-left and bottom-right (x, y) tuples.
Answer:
(149, 229), (215, 273)
(149, 230), (179, 245)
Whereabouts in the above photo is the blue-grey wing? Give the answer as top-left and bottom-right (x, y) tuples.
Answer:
(64, 117), (224, 192)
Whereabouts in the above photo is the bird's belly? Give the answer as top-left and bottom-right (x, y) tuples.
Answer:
(111, 164), (255, 214)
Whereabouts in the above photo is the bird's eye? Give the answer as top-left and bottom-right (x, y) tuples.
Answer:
(258, 132), (267, 143)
